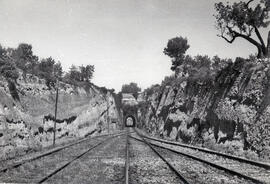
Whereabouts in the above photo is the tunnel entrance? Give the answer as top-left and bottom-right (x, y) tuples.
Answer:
(125, 115), (136, 127)
(121, 93), (138, 128)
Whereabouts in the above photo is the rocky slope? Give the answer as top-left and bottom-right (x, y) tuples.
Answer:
(0, 73), (121, 160)
(138, 58), (270, 160)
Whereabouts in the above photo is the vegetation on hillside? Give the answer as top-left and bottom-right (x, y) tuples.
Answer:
(153, 0), (270, 99)
(160, 35), (238, 92)
(0, 43), (95, 90)
(139, 0), (270, 160)
(121, 82), (141, 99)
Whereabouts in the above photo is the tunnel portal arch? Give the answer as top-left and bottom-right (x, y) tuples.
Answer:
(124, 115), (136, 127)
(121, 93), (138, 128)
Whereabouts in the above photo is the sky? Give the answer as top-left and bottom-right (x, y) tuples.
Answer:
(0, 0), (268, 92)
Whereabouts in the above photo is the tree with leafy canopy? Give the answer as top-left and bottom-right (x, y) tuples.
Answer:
(79, 64), (94, 82)
(38, 57), (62, 88)
(53, 61), (63, 79)
(144, 84), (160, 96)
(38, 57), (54, 79)
(0, 45), (6, 58)
(69, 65), (81, 82)
(121, 82), (141, 98)
(63, 64), (95, 86)
(12, 43), (38, 78)
(212, 55), (232, 72)
(85, 64), (94, 81)
(214, 0), (270, 58)
(0, 45), (20, 101)
(0, 45), (19, 82)
(164, 36), (190, 71)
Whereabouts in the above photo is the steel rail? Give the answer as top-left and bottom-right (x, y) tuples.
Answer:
(38, 133), (123, 183)
(135, 129), (270, 170)
(131, 132), (265, 184)
(0, 131), (126, 173)
(133, 129), (190, 184)
(125, 128), (130, 184)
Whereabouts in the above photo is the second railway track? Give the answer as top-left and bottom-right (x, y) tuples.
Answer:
(0, 131), (126, 183)
(0, 131), (126, 173)
(131, 129), (270, 184)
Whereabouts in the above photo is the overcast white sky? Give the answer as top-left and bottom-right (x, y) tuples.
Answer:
(0, 0), (268, 91)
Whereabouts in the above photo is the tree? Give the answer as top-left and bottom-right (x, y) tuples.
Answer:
(0, 45), (20, 101)
(161, 75), (175, 88)
(85, 65), (94, 81)
(38, 57), (55, 75)
(63, 65), (81, 85)
(69, 65), (81, 82)
(144, 84), (160, 96)
(214, 0), (270, 58)
(79, 65), (86, 81)
(0, 45), (19, 82)
(212, 55), (232, 72)
(53, 61), (63, 79)
(29, 55), (39, 76)
(63, 64), (95, 86)
(12, 43), (38, 78)
(0, 61), (19, 82)
(164, 36), (190, 71)
(79, 64), (94, 82)
(186, 55), (215, 83)
(194, 55), (211, 69)
(0, 45), (6, 58)
(38, 57), (57, 88)
(121, 82), (141, 98)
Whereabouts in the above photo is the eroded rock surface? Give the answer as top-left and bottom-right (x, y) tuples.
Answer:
(138, 58), (270, 160)
(0, 73), (121, 160)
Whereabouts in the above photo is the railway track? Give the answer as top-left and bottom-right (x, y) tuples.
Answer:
(131, 129), (270, 184)
(0, 131), (126, 173)
(137, 129), (270, 169)
(0, 131), (126, 183)
(126, 128), (184, 184)
(44, 130), (128, 183)
(125, 127), (184, 184)
(38, 137), (111, 183)
(2, 127), (267, 183)
(135, 132), (189, 184)
(125, 128), (130, 184)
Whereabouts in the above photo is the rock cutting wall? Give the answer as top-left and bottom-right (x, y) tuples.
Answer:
(0, 73), (120, 160)
(138, 59), (270, 160)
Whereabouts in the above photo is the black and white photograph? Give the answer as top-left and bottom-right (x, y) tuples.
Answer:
(0, 0), (269, 183)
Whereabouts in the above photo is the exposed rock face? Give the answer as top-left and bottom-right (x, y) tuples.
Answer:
(0, 73), (120, 159)
(138, 59), (270, 160)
